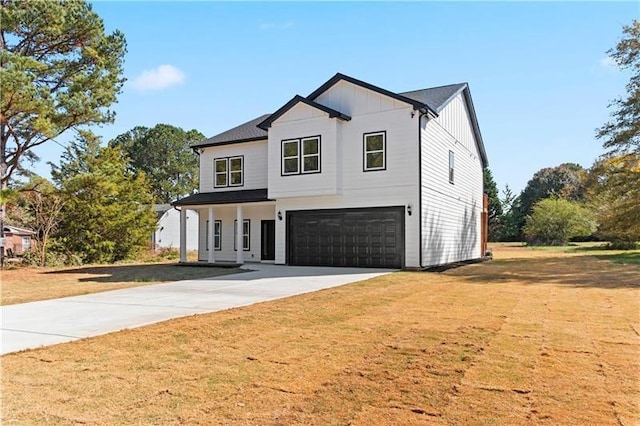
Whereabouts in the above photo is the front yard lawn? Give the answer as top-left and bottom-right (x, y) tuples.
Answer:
(1, 245), (638, 424)
(1, 263), (240, 306)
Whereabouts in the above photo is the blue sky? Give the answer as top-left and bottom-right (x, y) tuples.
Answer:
(31, 1), (637, 194)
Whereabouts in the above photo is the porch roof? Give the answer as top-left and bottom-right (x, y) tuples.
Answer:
(173, 188), (271, 206)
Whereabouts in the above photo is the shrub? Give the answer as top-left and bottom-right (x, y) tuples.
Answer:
(524, 198), (597, 246)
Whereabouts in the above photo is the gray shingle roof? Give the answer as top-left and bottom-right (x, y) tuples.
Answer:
(400, 83), (467, 113)
(192, 76), (485, 166)
(192, 114), (270, 149)
(174, 188), (270, 206)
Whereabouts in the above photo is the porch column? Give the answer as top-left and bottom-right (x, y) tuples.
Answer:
(179, 207), (187, 263)
(236, 205), (244, 265)
(208, 207), (215, 263)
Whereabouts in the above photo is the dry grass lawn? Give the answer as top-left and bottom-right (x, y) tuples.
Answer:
(1, 244), (638, 425)
(0, 263), (240, 306)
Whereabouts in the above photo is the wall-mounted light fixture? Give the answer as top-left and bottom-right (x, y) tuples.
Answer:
(277, 211), (283, 221)
(407, 204), (412, 216)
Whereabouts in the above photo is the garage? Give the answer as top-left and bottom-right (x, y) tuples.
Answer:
(287, 207), (405, 268)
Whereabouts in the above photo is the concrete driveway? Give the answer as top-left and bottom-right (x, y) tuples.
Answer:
(1, 264), (393, 355)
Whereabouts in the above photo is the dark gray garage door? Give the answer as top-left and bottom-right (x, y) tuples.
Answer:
(287, 207), (404, 268)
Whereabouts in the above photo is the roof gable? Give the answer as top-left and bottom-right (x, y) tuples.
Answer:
(307, 73), (436, 115)
(257, 95), (351, 130)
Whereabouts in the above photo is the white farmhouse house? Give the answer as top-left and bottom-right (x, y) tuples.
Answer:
(174, 73), (488, 269)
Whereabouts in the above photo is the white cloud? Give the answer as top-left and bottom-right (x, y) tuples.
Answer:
(599, 56), (617, 70)
(131, 64), (185, 91)
(259, 21), (294, 31)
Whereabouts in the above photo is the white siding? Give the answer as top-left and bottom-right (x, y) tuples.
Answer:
(155, 208), (198, 251)
(268, 103), (339, 198)
(420, 92), (483, 266)
(199, 140), (268, 193)
(271, 81), (421, 268)
(197, 204), (275, 262)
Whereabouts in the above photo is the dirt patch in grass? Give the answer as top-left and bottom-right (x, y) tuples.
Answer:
(2, 246), (638, 425)
(0, 263), (241, 306)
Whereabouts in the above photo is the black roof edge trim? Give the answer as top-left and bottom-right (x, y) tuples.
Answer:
(308, 72), (438, 116)
(191, 136), (267, 150)
(461, 86), (488, 167)
(257, 95), (351, 130)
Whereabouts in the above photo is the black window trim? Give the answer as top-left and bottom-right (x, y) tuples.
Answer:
(449, 150), (455, 184)
(363, 130), (387, 172)
(214, 219), (222, 251)
(214, 155), (245, 188)
(281, 139), (300, 176)
(214, 157), (228, 188)
(233, 219), (251, 251)
(281, 135), (322, 176)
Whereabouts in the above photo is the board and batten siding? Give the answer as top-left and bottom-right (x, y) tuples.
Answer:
(199, 140), (268, 193)
(271, 81), (421, 268)
(420, 92), (484, 266)
(268, 102), (339, 198)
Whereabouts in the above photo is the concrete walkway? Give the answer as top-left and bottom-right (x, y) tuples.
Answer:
(1, 264), (393, 355)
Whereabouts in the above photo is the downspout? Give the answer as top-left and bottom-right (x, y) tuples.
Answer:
(418, 111), (425, 269)
(417, 108), (436, 269)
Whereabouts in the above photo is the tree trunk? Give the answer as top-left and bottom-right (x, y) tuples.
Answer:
(1, 123), (7, 269)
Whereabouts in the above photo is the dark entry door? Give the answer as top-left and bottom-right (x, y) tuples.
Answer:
(287, 207), (404, 268)
(261, 220), (276, 261)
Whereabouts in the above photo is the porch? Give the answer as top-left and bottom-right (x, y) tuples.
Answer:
(173, 189), (276, 265)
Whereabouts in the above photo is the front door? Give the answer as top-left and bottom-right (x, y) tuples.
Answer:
(261, 220), (276, 261)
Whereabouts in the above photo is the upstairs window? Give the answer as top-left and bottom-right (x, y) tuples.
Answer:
(214, 156), (244, 187)
(302, 137), (320, 173)
(282, 140), (299, 175)
(364, 131), (386, 171)
(229, 157), (243, 186)
(282, 136), (321, 175)
(215, 158), (227, 187)
(449, 150), (455, 184)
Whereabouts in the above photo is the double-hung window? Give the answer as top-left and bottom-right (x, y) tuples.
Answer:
(234, 219), (250, 251)
(282, 136), (320, 175)
(214, 156), (243, 187)
(213, 220), (222, 250)
(364, 131), (386, 171)
(207, 220), (223, 251)
(449, 150), (455, 184)
(215, 158), (228, 187)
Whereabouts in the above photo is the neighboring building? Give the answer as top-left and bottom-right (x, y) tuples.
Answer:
(153, 204), (199, 251)
(175, 73), (488, 269)
(3, 226), (36, 257)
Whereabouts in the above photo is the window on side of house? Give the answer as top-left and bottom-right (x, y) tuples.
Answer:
(214, 220), (222, 250)
(282, 139), (300, 175)
(214, 158), (228, 187)
(449, 150), (455, 184)
(22, 236), (31, 251)
(302, 136), (320, 173)
(364, 131), (386, 171)
(229, 157), (243, 186)
(234, 219), (250, 251)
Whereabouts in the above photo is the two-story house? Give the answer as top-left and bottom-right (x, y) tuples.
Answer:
(174, 73), (488, 269)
